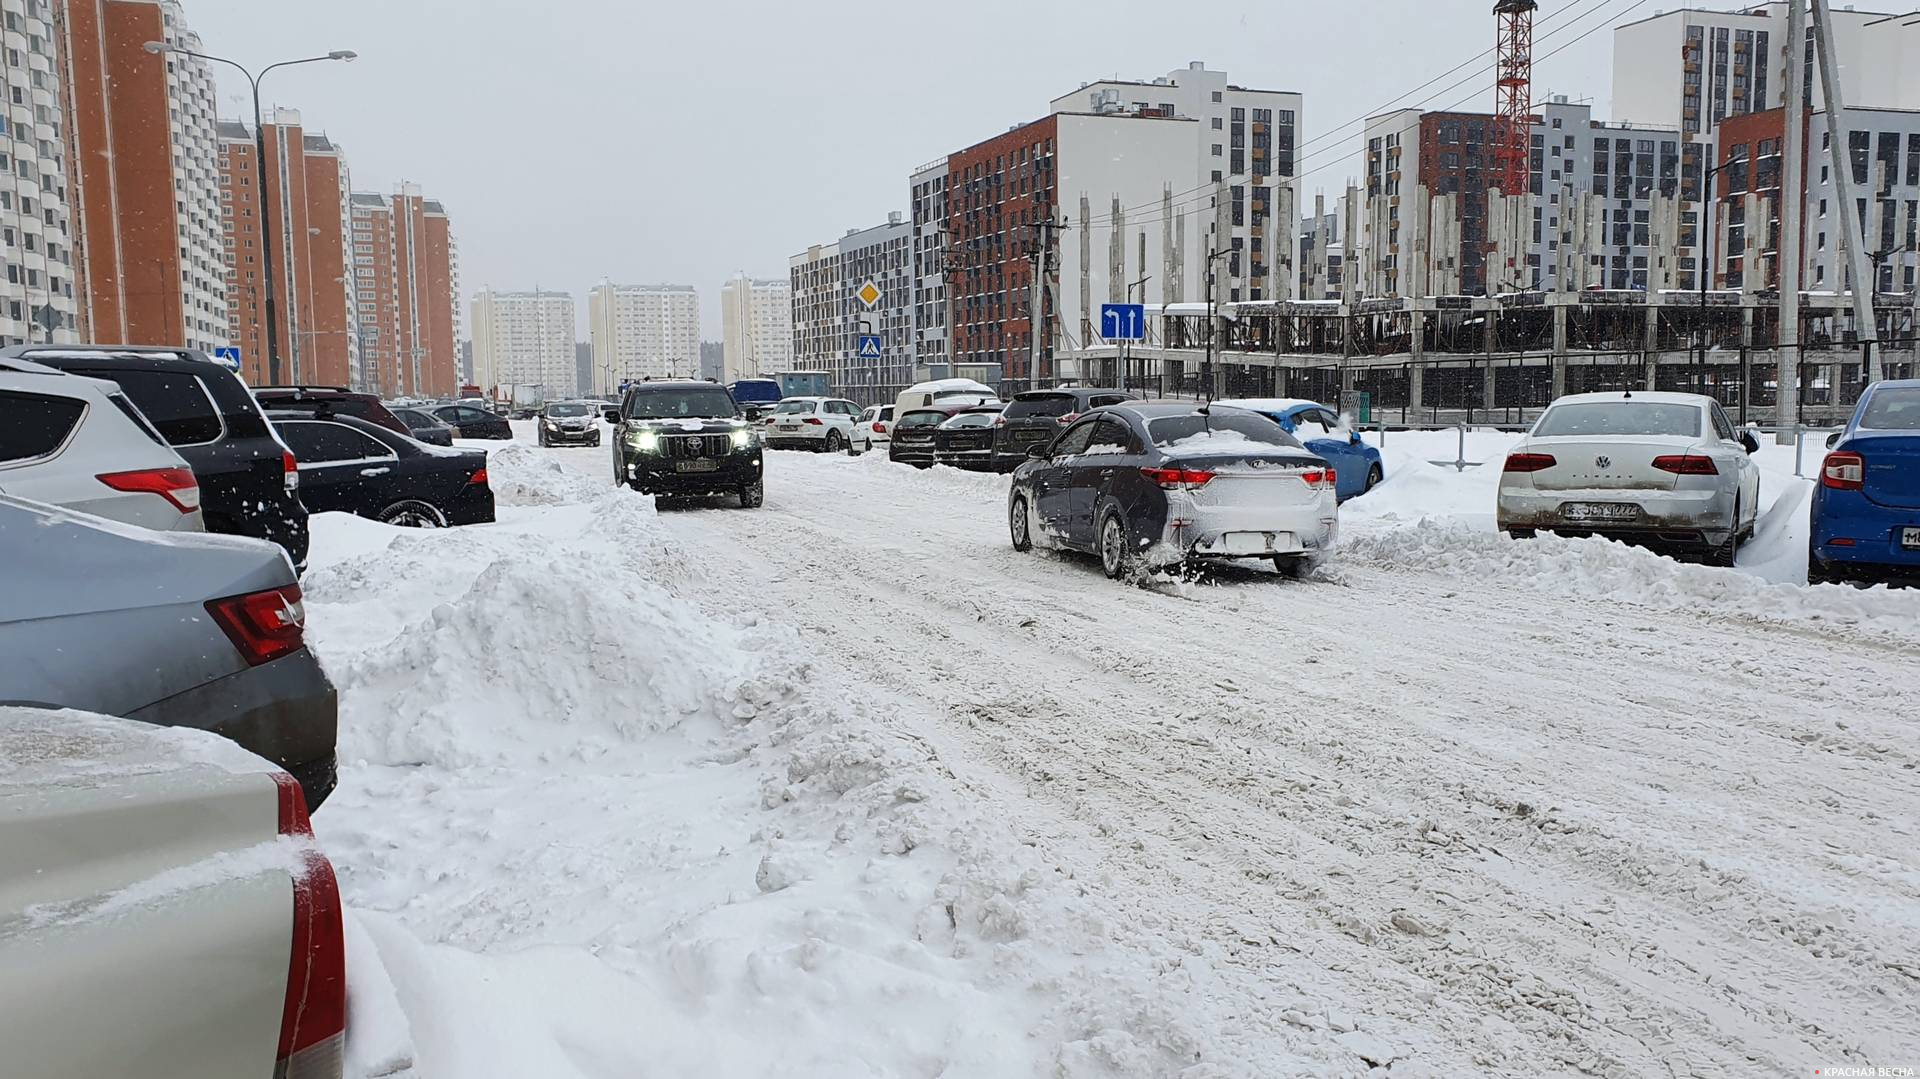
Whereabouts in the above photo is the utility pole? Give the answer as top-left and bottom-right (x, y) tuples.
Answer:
(1203, 246), (1231, 403)
(1811, 0), (1881, 384)
(1027, 215), (1065, 388)
(1779, 0), (1806, 432)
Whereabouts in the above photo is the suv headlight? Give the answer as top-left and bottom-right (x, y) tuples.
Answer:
(627, 429), (659, 453)
(730, 429), (752, 450)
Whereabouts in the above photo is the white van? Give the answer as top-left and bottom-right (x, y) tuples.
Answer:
(893, 378), (998, 427)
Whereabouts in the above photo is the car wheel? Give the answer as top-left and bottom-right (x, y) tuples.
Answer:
(739, 480), (765, 509)
(1502, 527), (1537, 540)
(1705, 497), (1742, 566)
(825, 430), (846, 453)
(1364, 464), (1384, 492)
(1271, 554), (1314, 579)
(377, 500), (447, 528)
(1009, 493), (1034, 552)
(1099, 512), (1132, 580)
(847, 437), (862, 457)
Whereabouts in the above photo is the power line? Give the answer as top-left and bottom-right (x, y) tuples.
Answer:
(1084, 0), (1655, 235)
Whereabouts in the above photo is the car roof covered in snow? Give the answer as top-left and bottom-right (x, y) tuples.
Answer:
(625, 380), (726, 391)
(1548, 391), (1715, 408)
(1214, 397), (1324, 415)
(905, 377), (994, 394)
(1104, 401), (1262, 422)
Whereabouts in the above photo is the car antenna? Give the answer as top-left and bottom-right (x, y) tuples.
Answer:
(1623, 388), (1633, 399)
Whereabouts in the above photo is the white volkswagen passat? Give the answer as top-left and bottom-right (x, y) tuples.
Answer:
(1498, 391), (1762, 564)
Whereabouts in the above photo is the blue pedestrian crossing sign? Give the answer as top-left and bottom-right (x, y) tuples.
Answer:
(856, 335), (883, 360)
(1100, 304), (1146, 341)
(211, 346), (243, 371)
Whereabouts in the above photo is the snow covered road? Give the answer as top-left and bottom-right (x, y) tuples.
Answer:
(310, 431), (1920, 1078)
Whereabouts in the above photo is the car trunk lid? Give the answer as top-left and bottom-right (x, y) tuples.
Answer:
(1520, 436), (1700, 492)
(1848, 434), (1920, 508)
(1165, 453), (1331, 510)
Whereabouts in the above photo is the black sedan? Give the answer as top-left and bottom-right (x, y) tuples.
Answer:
(391, 407), (456, 446)
(1008, 402), (1339, 579)
(931, 407), (1006, 471)
(431, 403), (513, 440)
(268, 412), (495, 527)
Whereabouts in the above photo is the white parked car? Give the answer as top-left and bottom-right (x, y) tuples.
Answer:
(0, 707), (346, 1079)
(765, 396), (861, 452)
(1498, 391), (1761, 564)
(851, 404), (894, 454)
(0, 358), (205, 532)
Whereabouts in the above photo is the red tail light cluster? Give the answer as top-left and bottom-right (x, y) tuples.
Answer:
(1652, 454), (1719, 475)
(872, 421), (888, 434)
(1059, 412), (1081, 425)
(271, 773), (347, 1079)
(468, 466), (490, 487)
(205, 585), (306, 666)
(1503, 452), (1557, 474)
(282, 450), (300, 492)
(97, 466), (202, 513)
(803, 417), (824, 425)
(1299, 468), (1337, 490)
(1822, 451), (1865, 490)
(1141, 466), (1216, 490)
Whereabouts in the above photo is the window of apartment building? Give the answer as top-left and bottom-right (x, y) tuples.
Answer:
(1211, 91), (1222, 103)
(1231, 107), (1245, 123)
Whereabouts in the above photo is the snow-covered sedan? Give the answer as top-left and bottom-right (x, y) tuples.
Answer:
(1008, 402), (1338, 579)
(1498, 391), (1761, 564)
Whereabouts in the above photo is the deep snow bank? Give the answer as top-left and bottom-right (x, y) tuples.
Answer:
(308, 464), (1256, 1076)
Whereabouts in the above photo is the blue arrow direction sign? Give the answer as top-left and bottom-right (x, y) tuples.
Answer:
(856, 335), (883, 360)
(211, 346), (243, 371)
(1100, 303), (1145, 341)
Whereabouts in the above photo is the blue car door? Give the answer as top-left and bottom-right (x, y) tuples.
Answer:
(1288, 407), (1365, 500)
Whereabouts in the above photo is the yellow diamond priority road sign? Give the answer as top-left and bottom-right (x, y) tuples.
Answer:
(855, 279), (882, 308)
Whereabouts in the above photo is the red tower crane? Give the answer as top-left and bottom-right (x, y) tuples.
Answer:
(1492, 0), (1539, 197)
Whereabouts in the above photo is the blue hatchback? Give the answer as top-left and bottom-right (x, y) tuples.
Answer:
(1216, 399), (1385, 501)
(1809, 379), (1920, 585)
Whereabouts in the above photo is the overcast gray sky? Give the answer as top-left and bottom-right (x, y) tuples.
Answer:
(187, 0), (1623, 336)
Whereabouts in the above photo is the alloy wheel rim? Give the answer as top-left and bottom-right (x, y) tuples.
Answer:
(1012, 499), (1028, 544)
(1103, 519), (1123, 572)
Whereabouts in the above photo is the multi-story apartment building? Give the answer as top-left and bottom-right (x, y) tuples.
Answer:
(0, 0), (77, 346)
(718, 274), (792, 383)
(788, 240), (841, 380)
(60, 0), (221, 350)
(836, 214), (911, 394)
(471, 289), (576, 395)
(909, 158), (949, 372)
(217, 111), (354, 387)
(389, 184), (458, 397)
(944, 111), (1203, 380)
(1531, 99), (1686, 292)
(1051, 62), (1300, 304)
(586, 282), (700, 392)
(348, 193), (397, 393)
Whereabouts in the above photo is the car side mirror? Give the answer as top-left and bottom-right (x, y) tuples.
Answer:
(1349, 431), (1363, 445)
(1825, 431), (1840, 449)
(1026, 443), (1050, 459)
(1739, 431), (1760, 454)
(603, 408), (620, 423)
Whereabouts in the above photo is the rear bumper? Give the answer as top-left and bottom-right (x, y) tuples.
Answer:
(1496, 486), (1736, 545)
(890, 442), (936, 466)
(934, 447), (997, 471)
(1155, 498), (1338, 562)
(766, 429), (829, 449)
(1811, 492), (1920, 577)
(447, 486), (496, 526)
(127, 647), (339, 809)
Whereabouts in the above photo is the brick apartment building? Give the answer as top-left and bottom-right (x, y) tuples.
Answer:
(386, 185), (458, 397)
(217, 111), (354, 387)
(59, 0), (222, 349)
(946, 116), (1056, 379)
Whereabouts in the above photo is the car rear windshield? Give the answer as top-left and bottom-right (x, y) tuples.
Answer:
(941, 412), (998, 429)
(83, 368), (223, 445)
(625, 388), (736, 419)
(1148, 413), (1301, 449)
(546, 403), (592, 417)
(774, 400), (816, 414)
(1005, 393), (1077, 419)
(1534, 402), (1701, 438)
(1860, 387), (1920, 430)
(898, 410), (950, 429)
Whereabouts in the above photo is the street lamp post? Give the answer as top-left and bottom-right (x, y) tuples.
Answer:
(145, 42), (355, 385)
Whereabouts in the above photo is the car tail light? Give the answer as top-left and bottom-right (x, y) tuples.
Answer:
(97, 466), (201, 513)
(994, 415), (1008, 427)
(803, 417), (823, 425)
(1503, 452), (1557, 474)
(271, 773), (347, 1079)
(282, 450), (300, 492)
(873, 422), (888, 434)
(1299, 468), (1336, 490)
(1060, 412), (1080, 425)
(1822, 451), (1865, 490)
(1653, 454), (1718, 475)
(1141, 466), (1215, 490)
(205, 585), (306, 666)
(468, 466), (489, 486)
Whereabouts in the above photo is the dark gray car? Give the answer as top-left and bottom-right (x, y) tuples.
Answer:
(0, 494), (339, 808)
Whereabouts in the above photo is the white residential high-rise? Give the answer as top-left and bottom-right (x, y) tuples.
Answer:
(587, 283), (700, 392)
(719, 274), (792, 383)
(470, 289), (577, 395)
(1052, 61), (1303, 303)
(788, 241), (842, 380)
(4, 0), (77, 345)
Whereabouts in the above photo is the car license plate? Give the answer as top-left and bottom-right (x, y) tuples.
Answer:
(1903, 527), (1920, 550)
(674, 460), (719, 473)
(1562, 502), (1639, 521)
(1221, 532), (1277, 555)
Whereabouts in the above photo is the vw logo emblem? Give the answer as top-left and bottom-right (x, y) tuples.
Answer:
(1595, 455), (1612, 469)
